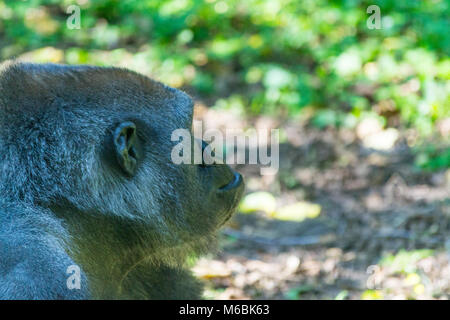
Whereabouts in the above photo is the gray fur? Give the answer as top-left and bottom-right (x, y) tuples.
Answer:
(0, 61), (243, 299)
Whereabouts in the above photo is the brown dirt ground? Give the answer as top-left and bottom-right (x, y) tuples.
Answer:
(193, 107), (450, 300)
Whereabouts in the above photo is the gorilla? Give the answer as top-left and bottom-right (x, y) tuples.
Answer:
(0, 61), (244, 299)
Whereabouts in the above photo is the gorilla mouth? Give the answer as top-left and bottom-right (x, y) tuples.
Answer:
(218, 171), (243, 191)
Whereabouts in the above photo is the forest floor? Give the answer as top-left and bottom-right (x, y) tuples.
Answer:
(192, 106), (450, 300)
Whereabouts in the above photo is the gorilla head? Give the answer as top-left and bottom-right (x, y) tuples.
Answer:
(0, 61), (244, 299)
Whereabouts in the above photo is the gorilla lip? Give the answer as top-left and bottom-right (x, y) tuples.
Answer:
(218, 171), (243, 191)
(218, 171), (244, 227)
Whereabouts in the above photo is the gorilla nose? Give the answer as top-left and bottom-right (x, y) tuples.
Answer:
(219, 171), (243, 191)
(197, 139), (244, 191)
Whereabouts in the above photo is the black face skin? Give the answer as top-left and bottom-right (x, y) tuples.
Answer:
(0, 61), (244, 299)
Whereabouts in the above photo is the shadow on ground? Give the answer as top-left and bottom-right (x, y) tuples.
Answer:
(194, 114), (450, 300)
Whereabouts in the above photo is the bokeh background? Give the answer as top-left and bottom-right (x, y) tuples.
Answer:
(1, 0), (449, 299)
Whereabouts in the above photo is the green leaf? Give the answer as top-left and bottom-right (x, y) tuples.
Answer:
(239, 192), (277, 215)
(380, 249), (434, 274)
(285, 285), (314, 300)
(361, 290), (384, 300)
(271, 202), (321, 222)
(335, 290), (349, 300)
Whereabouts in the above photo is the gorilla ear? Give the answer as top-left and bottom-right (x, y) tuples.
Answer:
(113, 121), (139, 176)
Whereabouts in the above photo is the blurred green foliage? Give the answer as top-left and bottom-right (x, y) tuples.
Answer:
(380, 249), (434, 274)
(0, 1), (448, 150)
(415, 145), (450, 171)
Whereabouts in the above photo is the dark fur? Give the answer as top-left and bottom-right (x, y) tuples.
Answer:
(0, 61), (243, 299)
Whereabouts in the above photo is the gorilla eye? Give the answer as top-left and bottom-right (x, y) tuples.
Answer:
(113, 121), (139, 176)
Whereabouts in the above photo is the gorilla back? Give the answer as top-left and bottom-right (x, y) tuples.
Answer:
(0, 61), (244, 299)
